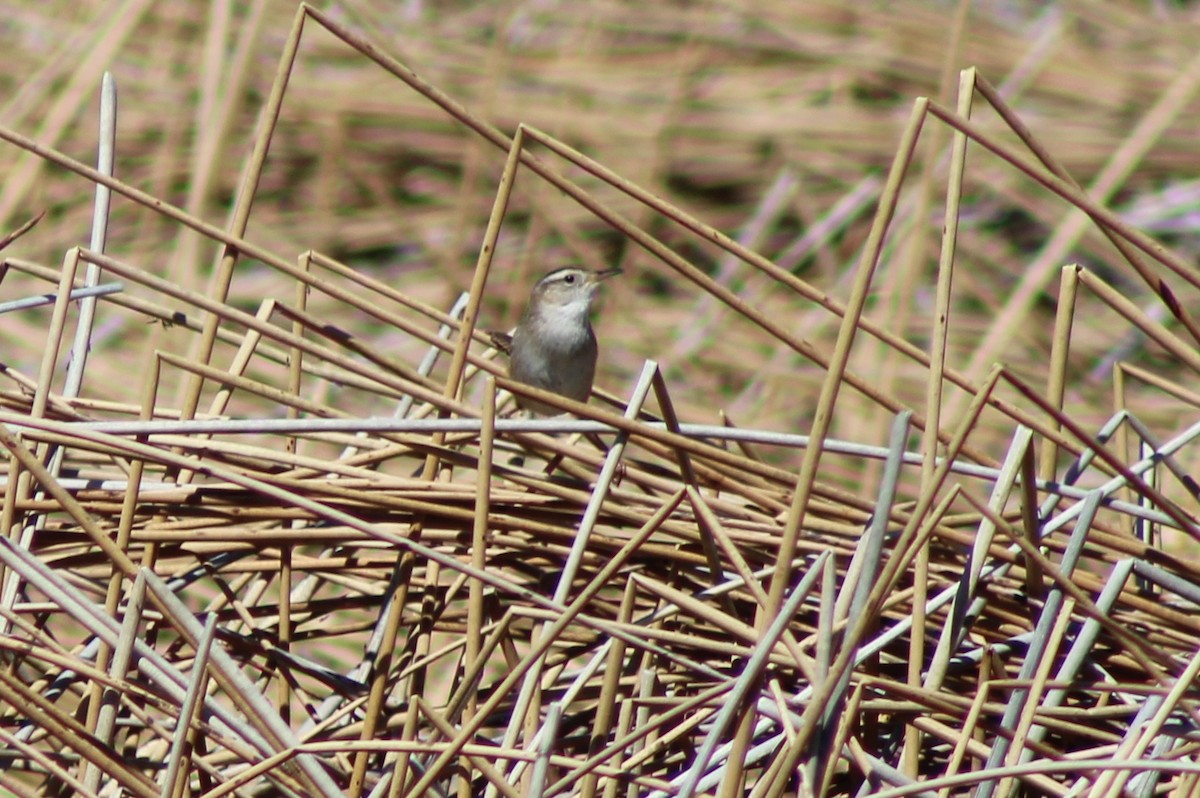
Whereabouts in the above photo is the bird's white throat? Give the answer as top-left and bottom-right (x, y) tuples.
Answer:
(528, 295), (594, 349)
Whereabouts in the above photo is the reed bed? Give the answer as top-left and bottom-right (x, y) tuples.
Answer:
(0, 2), (1199, 797)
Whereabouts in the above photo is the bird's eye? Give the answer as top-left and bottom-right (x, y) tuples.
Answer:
(564, 273), (576, 284)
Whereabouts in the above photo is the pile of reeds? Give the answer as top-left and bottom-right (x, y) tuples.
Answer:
(0, 3), (1199, 797)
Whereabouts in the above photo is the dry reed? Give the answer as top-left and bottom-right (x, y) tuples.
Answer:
(0, 2), (1199, 797)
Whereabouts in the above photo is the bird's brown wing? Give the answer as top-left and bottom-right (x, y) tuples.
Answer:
(488, 330), (514, 355)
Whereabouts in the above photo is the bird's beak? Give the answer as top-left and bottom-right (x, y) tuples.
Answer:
(593, 268), (622, 284)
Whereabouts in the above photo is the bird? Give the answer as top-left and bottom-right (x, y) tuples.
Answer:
(490, 266), (621, 415)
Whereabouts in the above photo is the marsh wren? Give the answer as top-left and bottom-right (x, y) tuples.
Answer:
(491, 266), (621, 415)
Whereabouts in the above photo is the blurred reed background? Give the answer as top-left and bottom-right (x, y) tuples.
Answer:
(2, 1), (1199, 476)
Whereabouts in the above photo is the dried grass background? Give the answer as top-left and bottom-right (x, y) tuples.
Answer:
(3, 0), (1199, 453)
(1, 1), (1200, 796)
